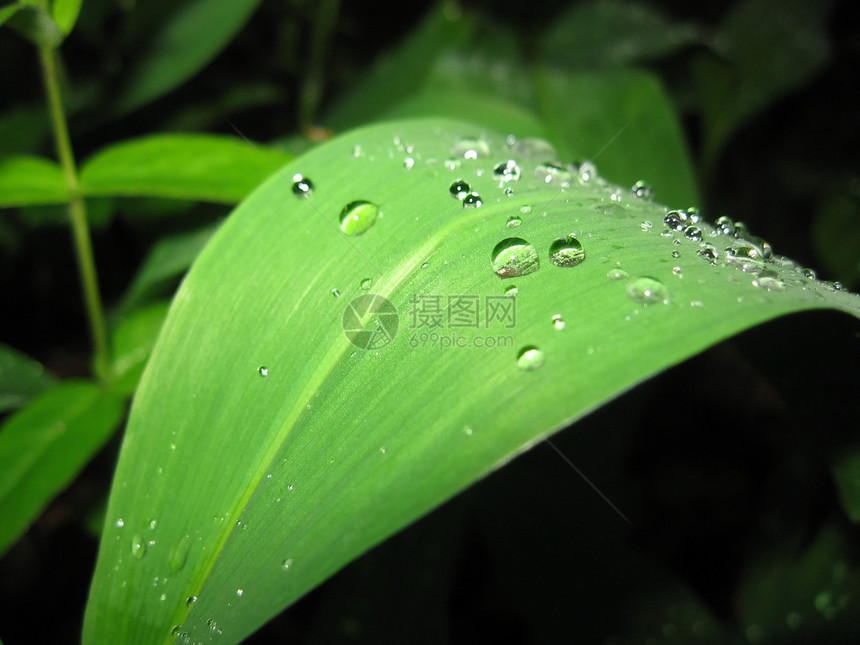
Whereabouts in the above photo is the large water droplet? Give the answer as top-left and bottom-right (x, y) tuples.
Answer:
(683, 226), (702, 242)
(131, 534), (147, 559)
(291, 174), (314, 197)
(626, 277), (670, 306)
(462, 192), (483, 208)
(506, 215), (522, 229)
(339, 200), (378, 236)
(517, 346), (545, 371)
(493, 160), (521, 182)
(549, 235), (586, 267)
(449, 179), (470, 200)
(451, 137), (490, 159)
(491, 238), (540, 279)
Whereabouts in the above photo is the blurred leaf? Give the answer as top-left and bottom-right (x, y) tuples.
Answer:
(737, 524), (860, 641)
(812, 191), (860, 289)
(0, 344), (57, 413)
(110, 301), (171, 396)
(79, 134), (292, 204)
(533, 68), (700, 208)
(50, 0), (82, 35)
(83, 120), (859, 644)
(694, 0), (835, 167)
(540, 0), (700, 68)
(325, 3), (472, 130)
(112, 0), (264, 114)
(0, 155), (68, 207)
(831, 449), (860, 524)
(2, 1), (62, 48)
(118, 224), (217, 314)
(0, 381), (126, 556)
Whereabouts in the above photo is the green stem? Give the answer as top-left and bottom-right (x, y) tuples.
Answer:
(39, 46), (112, 382)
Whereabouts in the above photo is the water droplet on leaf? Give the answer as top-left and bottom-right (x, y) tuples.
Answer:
(339, 200), (378, 236)
(551, 314), (566, 330)
(549, 235), (586, 267)
(506, 216), (522, 228)
(626, 277), (670, 306)
(491, 238), (540, 279)
(493, 160), (521, 182)
(517, 346), (545, 371)
(463, 192), (483, 208)
(131, 534), (147, 559)
(291, 174), (314, 197)
(449, 179), (470, 200)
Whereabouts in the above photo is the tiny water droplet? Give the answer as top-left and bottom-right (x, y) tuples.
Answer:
(169, 535), (192, 572)
(258, 366), (269, 377)
(684, 226), (702, 242)
(331, 288), (341, 297)
(491, 238), (540, 279)
(698, 244), (719, 264)
(186, 596), (197, 607)
(607, 268), (629, 281)
(504, 285), (518, 297)
(664, 210), (689, 231)
(493, 160), (521, 182)
(463, 425), (474, 436)
(551, 314), (566, 330)
(672, 266), (683, 277)
(549, 235), (586, 267)
(148, 518), (158, 530)
(339, 200), (379, 236)
(631, 180), (653, 199)
(451, 137), (490, 159)
(752, 271), (786, 292)
(449, 179), (470, 200)
(171, 626), (182, 636)
(506, 215), (522, 228)
(511, 137), (558, 162)
(463, 192), (483, 208)
(626, 277), (670, 306)
(640, 220), (653, 231)
(402, 157), (415, 170)
(535, 162), (572, 185)
(714, 216), (734, 235)
(236, 589), (244, 597)
(115, 518), (125, 528)
(282, 558), (294, 571)
(131, 534), (147, 559)
(291, 174), (314, 197)
(517, 346), (545, 371)
(520, 205), (533, 215)
(360, 278), (372, 290)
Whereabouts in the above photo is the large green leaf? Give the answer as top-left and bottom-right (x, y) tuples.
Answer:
(83, 119), (859, 643)
(0, 381), (126, 556)
(80, 134), (293, 204)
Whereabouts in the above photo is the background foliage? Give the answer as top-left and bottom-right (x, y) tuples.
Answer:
(0, 0), (858, 642)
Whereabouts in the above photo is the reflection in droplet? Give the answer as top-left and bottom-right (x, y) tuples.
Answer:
(491, 238), (540, 279)
(462, 192), (483, 208)
(548, 235), (586, 268)
(449, 179), (470, 200)
(339, 200), (379, 236)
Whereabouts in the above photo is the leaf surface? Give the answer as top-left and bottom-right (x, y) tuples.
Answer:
(83, 119), (860, 644)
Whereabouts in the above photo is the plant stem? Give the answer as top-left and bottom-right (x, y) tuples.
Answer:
(39, 46), (112, 381)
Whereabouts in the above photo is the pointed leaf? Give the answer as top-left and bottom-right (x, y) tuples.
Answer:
(0, 155), (68, 207)
(83, 119), (860, 644)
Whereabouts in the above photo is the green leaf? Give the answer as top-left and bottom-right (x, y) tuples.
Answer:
(0, 155), (68, 207)
(112, 0), (264, 114)
(532, 68), (699, 208)
(1, 1), (62, 48)
(110, 301), (171, 396)
(0, 344), (57, 413)
(50, 0), (82, 35)
(0, 381), (126, 556)
(539, 0), (700, 68)
(118, 224), (218, 314)
(694, 0), (835, 166)
(83, 120), (860, 644)
(79, 134), (292, 204)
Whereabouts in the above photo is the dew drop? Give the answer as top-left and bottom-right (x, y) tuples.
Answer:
(402, 157), (415, 170)
(535, 162), (572, 185)
(714, 216), (734, 235)
(684, 226), (702, 242)
(360, 278), (372, 290)
(672, 266), (683, 277)
(511, 137), (558, 162)
(493, 160), (521, 182)
(520, 205), (533, 215)
(664, 210), (689, 231)
(169, 534), (192, 572)
(339, 200), (378, 236)
(626, 277), (670, 306)
(752, 270), (786, 292)
(462, 192), (483, 208)
(551, 314), (566, 330)
(331, 288), (341, 298)
(257, 365), (269, 377)
(236, 589), (244, 597)
(607, 268), (629, 281)
(131, 534), (147, 559)
(491, 238), (540, 279)
(282, 558), (294, 571)
(449, 179), (470, 200)
(451, 137), (490, 159)
(698, 244), (719, 264)
(291, 174), (314, 197)
(506, 215), (522, 228)
(115, 518), (125, 528)
(640, 221), (653, 232)
(631, 180), (653, 199)
(504, 285), (518, 297)
(186, 596), (197, 607)
(548, 235), (586, 268)
(517, 346), (545, 371)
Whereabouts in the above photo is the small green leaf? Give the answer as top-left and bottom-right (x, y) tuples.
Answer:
(118, 224), (217, 314)
(2, 2), (63, 48)
(112, 0), (264, 114)
(79, 134), (292, 203)
(0, 3), (23, 28)
(110, 301), (171, 396)
(0, 344), (57, 413)
(0, 381), (126, 556)
(0, 155), (68, 207)
(50, 0), (82, 35)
